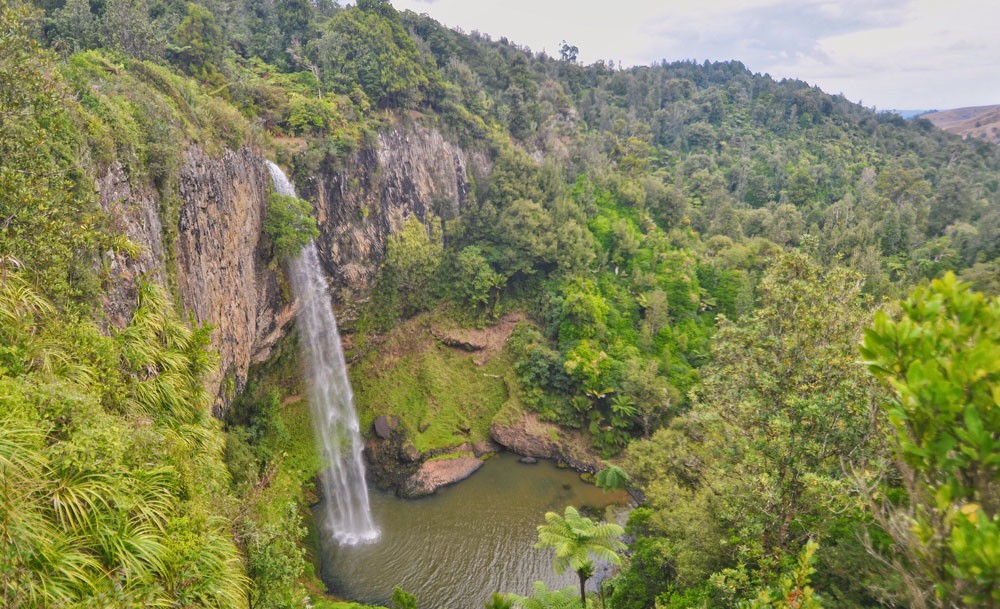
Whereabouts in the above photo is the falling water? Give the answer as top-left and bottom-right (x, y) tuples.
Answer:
(266, 161), (379, 545)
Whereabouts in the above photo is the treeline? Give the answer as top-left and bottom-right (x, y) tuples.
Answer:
(5, 0), (999, 607)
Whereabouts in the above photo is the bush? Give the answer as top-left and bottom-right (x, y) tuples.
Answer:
(264, 193), (319, 260)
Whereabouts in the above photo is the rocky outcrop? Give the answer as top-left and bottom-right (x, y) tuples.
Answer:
(97, 162), (166, 330)
(99, 146), (294, 414)
(490, 411), (602, 473)
(366, 434), (420, 490)
(398, 453), (484, 498)
(306, 120), (490, 292)
(175, 147), (292, 413)
(99, 120), (489, 415)
(373, 415), (399, 439)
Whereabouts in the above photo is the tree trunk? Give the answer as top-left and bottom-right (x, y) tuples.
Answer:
(578, 569), (588, 608)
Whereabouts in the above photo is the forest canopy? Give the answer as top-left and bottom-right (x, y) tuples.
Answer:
(2, 0), (999, 607)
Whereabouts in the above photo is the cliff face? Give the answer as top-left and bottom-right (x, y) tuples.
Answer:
(99, 121), (486, 413)
(175, 147), (293, 412)
(305, 121), (489, 291)
(99, 146), (292, 412)
(98, 162), (167, 330)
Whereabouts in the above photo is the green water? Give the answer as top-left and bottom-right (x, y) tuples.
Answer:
(316, 452), (627, 609)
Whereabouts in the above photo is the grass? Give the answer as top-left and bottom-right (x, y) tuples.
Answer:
(351, 312), (512, 454)
(427, 450), (475, 462)
(277, 395), (321, 480)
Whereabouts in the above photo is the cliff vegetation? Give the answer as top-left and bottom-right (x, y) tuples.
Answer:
(2, 0), (998, 607)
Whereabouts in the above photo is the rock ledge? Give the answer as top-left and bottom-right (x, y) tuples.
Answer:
(398, 453), (483, 498)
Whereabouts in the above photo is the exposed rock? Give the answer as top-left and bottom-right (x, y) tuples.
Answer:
(490, 411), (602, 473)
(429, 326), (488, 351)
(175, 146), (292, 414)
(373, 415), (399, 439)
(519, 456), (538, 465)
(398, 453), (483, 498)
(471, 439), (500, 457)
(97, 162), (166, 330)
(98, 147), (293, 415)
(400, 444), (421, 462)
(430, 313), (525, 365)
(365, 437), (419, 490)
(305, 120), (490, 293)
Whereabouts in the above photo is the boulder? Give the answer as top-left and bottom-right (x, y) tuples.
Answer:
(400, 444), (421, 462)
(519, 456), (538, 465)
(398, 453), (483, 498)
(471, 439), (500, 457)
(373, 415), (398, 439)
(490, 411), (602, 473)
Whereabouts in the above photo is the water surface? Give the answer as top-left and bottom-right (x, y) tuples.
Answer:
(317, 453), (627, 609)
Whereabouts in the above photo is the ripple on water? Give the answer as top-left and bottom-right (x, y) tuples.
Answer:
(316, 452), (628, 609)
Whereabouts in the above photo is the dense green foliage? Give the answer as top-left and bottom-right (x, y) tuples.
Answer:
(1, 0), (100, 305)
(618, 253), (887, 608)
(861, 274), (1000, 608)
(264, 192), (320, 261)
(0, 275), (246, 608)
(8, 0), (1000, 605)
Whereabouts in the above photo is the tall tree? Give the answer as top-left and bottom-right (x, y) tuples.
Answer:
(702, 252), (884, 561)
(623, 253), (889, 606)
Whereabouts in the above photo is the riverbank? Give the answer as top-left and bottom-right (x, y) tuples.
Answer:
(350, 310), (609, 497)
(318, 452), (628, 609)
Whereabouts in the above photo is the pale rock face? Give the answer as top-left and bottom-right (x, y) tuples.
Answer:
(97, 122), (487, 416)
(97, 162), (165, 330)
(175, 147), (291, 414)
(306, 120), (490, 291)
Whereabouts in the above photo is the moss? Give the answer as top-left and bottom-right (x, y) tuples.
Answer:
(427, 450), (472, 462)
(351, 311), (511, 454)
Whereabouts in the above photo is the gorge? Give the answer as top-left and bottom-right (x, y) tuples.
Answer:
(3, 1), (999, 606)
(268, 161), (379, 546)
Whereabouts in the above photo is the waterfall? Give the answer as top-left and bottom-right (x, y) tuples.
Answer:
(266, 161), (379, 545)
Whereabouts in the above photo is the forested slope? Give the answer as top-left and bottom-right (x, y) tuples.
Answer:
(2, 0), (998, 607)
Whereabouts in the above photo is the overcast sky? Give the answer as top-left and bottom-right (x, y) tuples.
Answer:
(388, 0), (1000, 111)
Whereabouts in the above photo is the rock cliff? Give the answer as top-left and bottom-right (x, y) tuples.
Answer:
(175, 147), (292, 413)
(305, 120), (489, 291)
(99, 120), (486, 414)
(98, 162), (167, 330)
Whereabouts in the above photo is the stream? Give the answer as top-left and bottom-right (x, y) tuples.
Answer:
(316, 452), (628, 609)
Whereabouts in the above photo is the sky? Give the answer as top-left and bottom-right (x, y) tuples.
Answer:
(387, 0), (1000, 111)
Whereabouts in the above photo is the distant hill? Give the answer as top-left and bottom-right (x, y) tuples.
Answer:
(923, 104), (1000, 143)
(888, 109), (933, 119)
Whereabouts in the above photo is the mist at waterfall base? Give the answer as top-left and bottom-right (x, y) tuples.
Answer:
(267, 161), (379, 545)
(318, 453), (628, 609)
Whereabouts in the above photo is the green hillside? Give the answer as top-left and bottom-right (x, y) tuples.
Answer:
(2, 0), (998, 607)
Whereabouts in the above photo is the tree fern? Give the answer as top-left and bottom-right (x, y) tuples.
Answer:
(535, 506), (625, 607)
(510, 581), (582, 609)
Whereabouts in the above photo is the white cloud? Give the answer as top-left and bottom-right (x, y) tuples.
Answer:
(387, 0), (1000, 109)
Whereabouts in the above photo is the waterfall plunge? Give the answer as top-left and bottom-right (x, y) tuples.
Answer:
(267, 162), (379, 545)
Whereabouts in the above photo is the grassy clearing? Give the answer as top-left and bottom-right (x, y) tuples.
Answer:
(351, 311), (515, 454)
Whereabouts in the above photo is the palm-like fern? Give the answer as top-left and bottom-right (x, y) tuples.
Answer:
(535, 506), (626, 608)
(0, 271), (247, 608)
(510, 581), (581, 609)
(485, 591), (516, 609)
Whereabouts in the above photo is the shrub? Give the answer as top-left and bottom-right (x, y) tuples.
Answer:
(264, 193), (319, 261)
